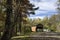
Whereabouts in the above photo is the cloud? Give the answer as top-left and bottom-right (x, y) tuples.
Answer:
(30, 10), (57, 17)
(30, 0), (57, 10)
(41, 0), (57, 2)
(30, 12), (57, 19)
(29, 16), (45, 19)
(30, 0), (57, 3)
(29, 0), (57, 19)
(30, 1), (57, 10)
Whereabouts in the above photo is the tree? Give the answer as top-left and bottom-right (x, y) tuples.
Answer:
(15, 0), (39, 34)
(57, 0), (60, 13)
(32, 18), (41, 25)
(1, 0), (13, 40)
(57, 0), (60, 22)
(0, 0), (6, 37)
(1, 0), (38, 40)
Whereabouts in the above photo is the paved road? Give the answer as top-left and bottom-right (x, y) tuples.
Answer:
(28, 32), (60, 40)
(29, 32), (60, 36)
(11, 32), (60, 40)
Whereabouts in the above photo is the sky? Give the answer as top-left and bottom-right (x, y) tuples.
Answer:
(29, 0), (58, 19)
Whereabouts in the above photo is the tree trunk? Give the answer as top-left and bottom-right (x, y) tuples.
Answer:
(0, 32), (1, 39)
(19, 14), (22, 34)
(1, 0), (12, 40)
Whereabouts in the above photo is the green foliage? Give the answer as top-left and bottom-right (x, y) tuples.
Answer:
(24, 26), (31, 34)
(25, 15), (60, 32)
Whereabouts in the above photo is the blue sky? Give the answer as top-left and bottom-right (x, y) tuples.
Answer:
(29, 0), (58, 19)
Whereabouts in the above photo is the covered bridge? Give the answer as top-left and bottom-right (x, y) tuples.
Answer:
(31, 24), (43, 32)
